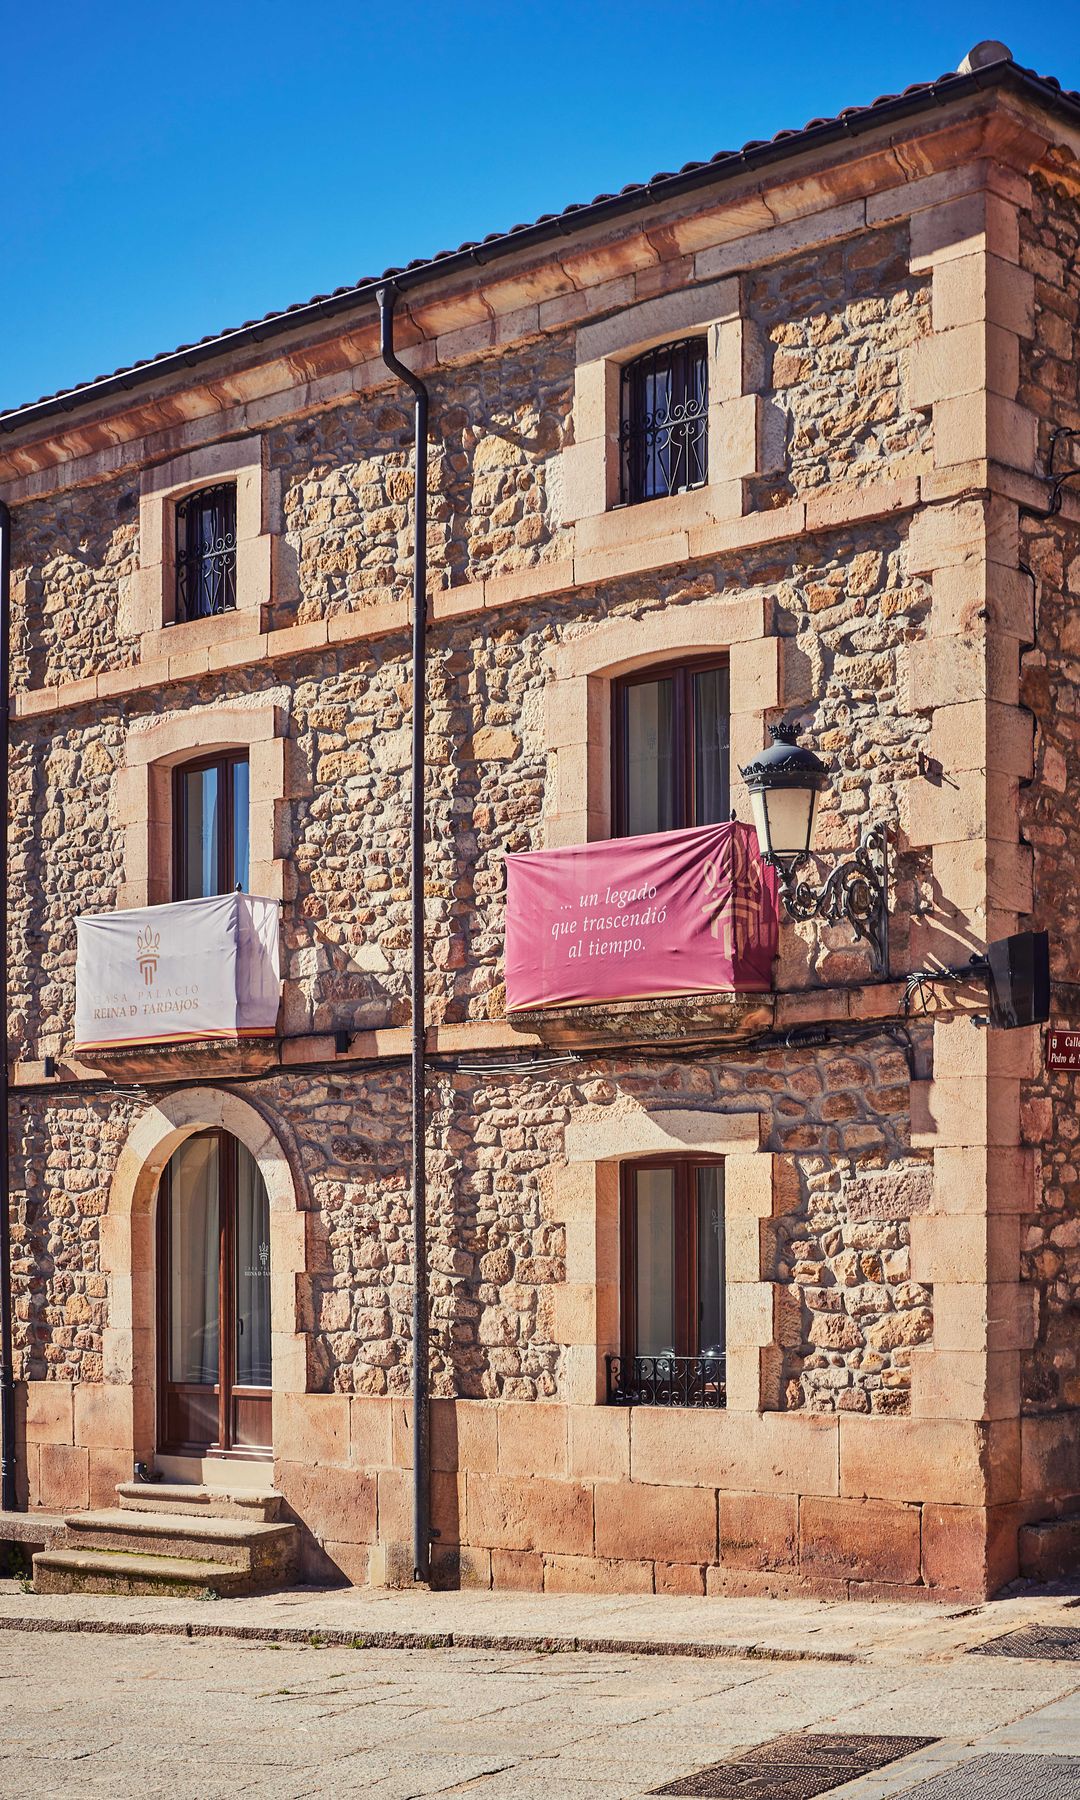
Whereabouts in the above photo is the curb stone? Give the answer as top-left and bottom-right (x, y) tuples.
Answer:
(0, 1612), (859, 1663)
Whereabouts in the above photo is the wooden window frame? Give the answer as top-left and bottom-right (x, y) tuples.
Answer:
(157, 1128), (272, 1460)
(172, 750), (249, 902)
(611, 654), (730, 837)
(619, 1156), (725, 1361)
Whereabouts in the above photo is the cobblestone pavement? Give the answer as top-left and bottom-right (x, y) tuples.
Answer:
(3, 1622), (1080, 1799)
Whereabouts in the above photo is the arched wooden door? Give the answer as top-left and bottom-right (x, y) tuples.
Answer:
(157, 1130), (272, 1456)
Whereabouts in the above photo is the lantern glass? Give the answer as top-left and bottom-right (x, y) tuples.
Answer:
(751, 781), (819, 863)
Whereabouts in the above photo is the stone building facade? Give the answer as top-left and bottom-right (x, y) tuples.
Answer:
(2, 47), (1080, 1601)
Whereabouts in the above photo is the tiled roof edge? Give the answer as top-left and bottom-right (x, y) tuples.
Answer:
(2, 56), (1077, 439)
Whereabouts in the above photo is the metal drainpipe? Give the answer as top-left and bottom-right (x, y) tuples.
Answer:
(376, 284), (430, 1584)
(0, 501), (15, 1514)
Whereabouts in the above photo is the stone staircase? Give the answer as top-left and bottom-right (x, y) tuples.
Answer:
(32, 1482), (299, 1598)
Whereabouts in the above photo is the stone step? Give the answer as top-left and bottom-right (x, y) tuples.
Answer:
(1, 1510), (67, 1577)
(0, 1509), (67, 1548)
(1019, 1514), (1080, 1582)
(32, 1546), (274, 1599)
(62, 1508), (298, 1577)
(115, 1482), (282, 1522)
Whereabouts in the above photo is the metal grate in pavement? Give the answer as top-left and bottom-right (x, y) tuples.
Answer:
(970, 1624), (1080, 1660)
(890, 1754), (1080, 1797)
(651, 1731), (936, 1797)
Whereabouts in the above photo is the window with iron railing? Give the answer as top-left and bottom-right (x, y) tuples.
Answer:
(174, 483), (237, 622)
(619, 337), (708, 505)
(608, 1158), (726, 1409)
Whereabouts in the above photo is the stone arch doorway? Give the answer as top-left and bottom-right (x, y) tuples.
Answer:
(101, 1089), (306, 1479)
(159, 1128), (273, 1458)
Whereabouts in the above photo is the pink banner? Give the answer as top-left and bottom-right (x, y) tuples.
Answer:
(505, 822), (778, 1012)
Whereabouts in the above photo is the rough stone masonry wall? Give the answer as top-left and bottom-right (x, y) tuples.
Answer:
(746, 222), (932, 513)
(10, 1094), (139, 1383)
(11, 222), (934, 694)
(8, 524), (939, 1406)
(1017, 171), (1080, 1417)
(273, 337), (574, 630)
(11, 486), (139, 693)
(9, 715), (126, 1065)
(11, 329), (579, 690)
(11, 1031), (929, 1414)
(4, 210), (949, 1418)
(447, 518), (933, 1016)
(8, 513), (933, 1056)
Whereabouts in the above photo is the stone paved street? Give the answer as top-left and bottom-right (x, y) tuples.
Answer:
(3, 1614), (1080, 1799)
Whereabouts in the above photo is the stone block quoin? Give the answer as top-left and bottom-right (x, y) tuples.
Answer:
(890, 170), (1042, 1448)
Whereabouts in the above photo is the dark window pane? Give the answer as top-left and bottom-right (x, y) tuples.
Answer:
(175, 484), (237, 622)
(615, 661), (729, 837)
(620, 339), (708, 504)
(693, 665), (731, 825)
(180, 765), (220, 900)
(624, 678), (676, 835)
(231, 759), (250, 892)
(696, 1165), (725, 1359)
(634, 1168), (675, 1357)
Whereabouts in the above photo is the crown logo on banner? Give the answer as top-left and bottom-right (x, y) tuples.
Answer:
(136, 924), (161, 987)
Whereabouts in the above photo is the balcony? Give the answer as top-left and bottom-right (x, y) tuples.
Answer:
(74, 893), (280, 1055)
(606, 1353), (726, 1409)
(504, 821), (777, 1047)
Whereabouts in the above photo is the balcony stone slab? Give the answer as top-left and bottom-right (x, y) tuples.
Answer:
(507, 991), (774, 1050)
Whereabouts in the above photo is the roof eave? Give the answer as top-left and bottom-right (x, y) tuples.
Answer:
(2, 58), (1077, 444)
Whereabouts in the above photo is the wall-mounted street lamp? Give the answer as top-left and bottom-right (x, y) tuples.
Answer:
(741, 724), (890, 978)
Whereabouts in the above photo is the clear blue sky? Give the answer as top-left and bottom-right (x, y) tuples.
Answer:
(3, 2), (1079, 415)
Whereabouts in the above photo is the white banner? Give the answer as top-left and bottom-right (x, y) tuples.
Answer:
(74, 894), (281, 1050)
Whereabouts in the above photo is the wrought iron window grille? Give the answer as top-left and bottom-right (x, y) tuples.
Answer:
(606, 1352), (726, 1409)
(619, 338), (708, 505)
(174, 483), (238, 623)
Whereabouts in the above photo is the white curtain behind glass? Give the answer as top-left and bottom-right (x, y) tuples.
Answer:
(181, 766), (220, 900)
(696, 1165), (725, 1359)
(634, 1168), (675, 1356)
(231, 760), (250, 892)
(168, 1135), (220, 1386)
(693, 667), (731, 825)
(626, 680), (676, 835)
(235, 1143), (272, 1387)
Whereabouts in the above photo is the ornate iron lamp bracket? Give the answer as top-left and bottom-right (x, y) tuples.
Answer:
(774, 820), (890, 977)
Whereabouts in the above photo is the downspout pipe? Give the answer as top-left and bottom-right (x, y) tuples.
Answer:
(375, 285), (430, 1585)
(0, 502), (15, 1514)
